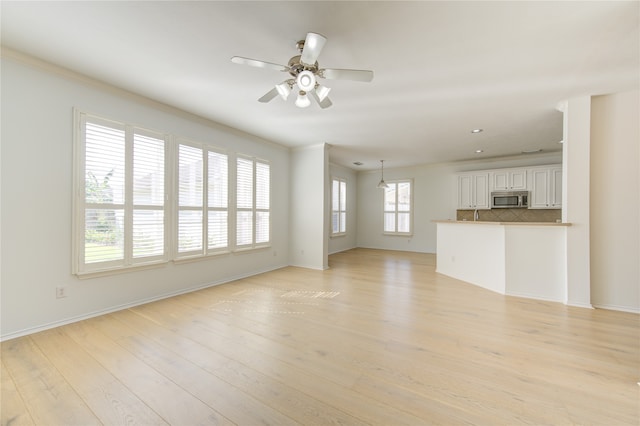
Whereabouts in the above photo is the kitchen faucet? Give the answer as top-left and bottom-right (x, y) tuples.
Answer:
(474, 209), (479, 221)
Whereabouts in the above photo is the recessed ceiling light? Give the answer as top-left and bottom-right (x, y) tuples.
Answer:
(558, 140), (564, 144)
(475, 149), (483, 153)
(471, 129), (483, 134)
(353, 161), (363, 166)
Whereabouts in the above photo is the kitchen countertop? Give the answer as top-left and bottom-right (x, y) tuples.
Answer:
(433, 220), (572, 226)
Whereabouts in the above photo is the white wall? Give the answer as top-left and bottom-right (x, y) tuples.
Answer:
(328, 163), (357, 255)
(436, 223), (506, 294)
(289, 144), (329, 270)
(0, 54), (290, 339)
(590, 90), (640, 312)
(505, 226), (567, 302)
(356, 153), (562, 253)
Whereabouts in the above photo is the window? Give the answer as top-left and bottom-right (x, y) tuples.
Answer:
(74, 112), (168, 274)
(177, 143), (204, 255)
(74, 110), (269, 276)
(236, 156), (270, 248)
(331, 177), (347, 235)
(207, 151), (229, 250)
(383, 180), (413, 235)
(176, 141), (229, 259)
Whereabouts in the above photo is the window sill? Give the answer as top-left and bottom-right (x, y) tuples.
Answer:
(233, 244), (271, 254)
(75, 260), (169, 279)
(173, 250), (231, 265)
(76, 244), (273, 278)
(383, 232), (413, 237)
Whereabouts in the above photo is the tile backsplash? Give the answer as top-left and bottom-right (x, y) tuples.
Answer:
(457, 208), (561, 223)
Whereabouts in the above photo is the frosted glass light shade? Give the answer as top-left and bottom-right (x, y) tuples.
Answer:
(295, 91), (311, 108)
(315, 84), (331, 102)
(296, 70), (316, 92)
(275, 82), (291, 100)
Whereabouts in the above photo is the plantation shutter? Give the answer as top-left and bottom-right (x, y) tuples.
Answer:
(255, 161), (270, 244)
(339, 180), (346, 233)
(236, 157), (253, 246)
(384, 183), (398, 233)
(84, 120), (126, 265)
(208, 151), (228, 250)
(332, 179), (340, 234)
(397, 181), (411, 233)
(383, 180), (413, 235)
(236, 156), (270, 248)
(177, 143), (204, 255)
(331, 178), (346, 235)
(77, 112), (168, 275)
(132, 132), (165, 258)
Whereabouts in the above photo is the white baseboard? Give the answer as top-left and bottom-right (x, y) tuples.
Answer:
(565, 301), (595, 310)
(505, 290), (563, 304)
(328, 246), (356, 255)
(591, 303), (640, 314)
(0, 264), (288, 342)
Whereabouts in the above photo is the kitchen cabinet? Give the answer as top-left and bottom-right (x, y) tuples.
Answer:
(530, 166), (562, 209)
(457, 173), (490, 209)
(492, 169), (527, 191)
(456, 164), (562, 211)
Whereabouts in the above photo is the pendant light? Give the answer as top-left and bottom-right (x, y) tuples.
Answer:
(377, 160), (389, 189)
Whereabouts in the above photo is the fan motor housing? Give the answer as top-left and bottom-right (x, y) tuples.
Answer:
(288, 55), (318, 76)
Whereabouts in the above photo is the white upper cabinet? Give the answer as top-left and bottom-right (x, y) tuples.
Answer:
(457, 164), (562, 211)
(457, 172), (490, 209)
(529, 166), (562, 209)
(492, 169), (527, 191)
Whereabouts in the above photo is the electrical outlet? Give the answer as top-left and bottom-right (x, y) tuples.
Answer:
(56, 286), (67, 299)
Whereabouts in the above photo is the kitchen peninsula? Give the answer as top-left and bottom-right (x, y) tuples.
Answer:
(434, 220), (571, 303)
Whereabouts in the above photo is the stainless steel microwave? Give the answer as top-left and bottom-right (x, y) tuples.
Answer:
(491, 191), (529, 209)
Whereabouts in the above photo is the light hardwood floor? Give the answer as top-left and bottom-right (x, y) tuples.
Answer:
(2, 248), (638, 425)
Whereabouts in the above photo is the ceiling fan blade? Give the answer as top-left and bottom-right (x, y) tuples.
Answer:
(300, 32), (327, 66)
(231, 56), (288, 72)
(258, 87), (279, 103)
(321, 68), (374, 82)
(309, 90), (333, 109)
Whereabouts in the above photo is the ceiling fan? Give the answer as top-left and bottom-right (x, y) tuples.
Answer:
(231, 32), (374, 109)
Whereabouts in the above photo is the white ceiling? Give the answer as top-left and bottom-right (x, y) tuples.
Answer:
(2, 1), (638, 170)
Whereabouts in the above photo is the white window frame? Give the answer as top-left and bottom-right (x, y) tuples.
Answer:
(331, 177), (347, 236)
(382, 179), (413, 236)
(174, 139), (229, 261)
(235, 155), (271, 251)
(73, 110), (271, 277)
(73, 110), (169, 276)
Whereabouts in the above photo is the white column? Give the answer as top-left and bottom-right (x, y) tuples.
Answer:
(560, 97), (593, 308)
(289, 143), (329, 270)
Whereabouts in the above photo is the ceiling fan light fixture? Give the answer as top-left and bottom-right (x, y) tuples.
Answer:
(232, 32), (374, 108)
(296, 70), (316, 92)
(275, 82), (291, 100)
(315, 84), (331, 102)
(295, 90), (311, 108)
